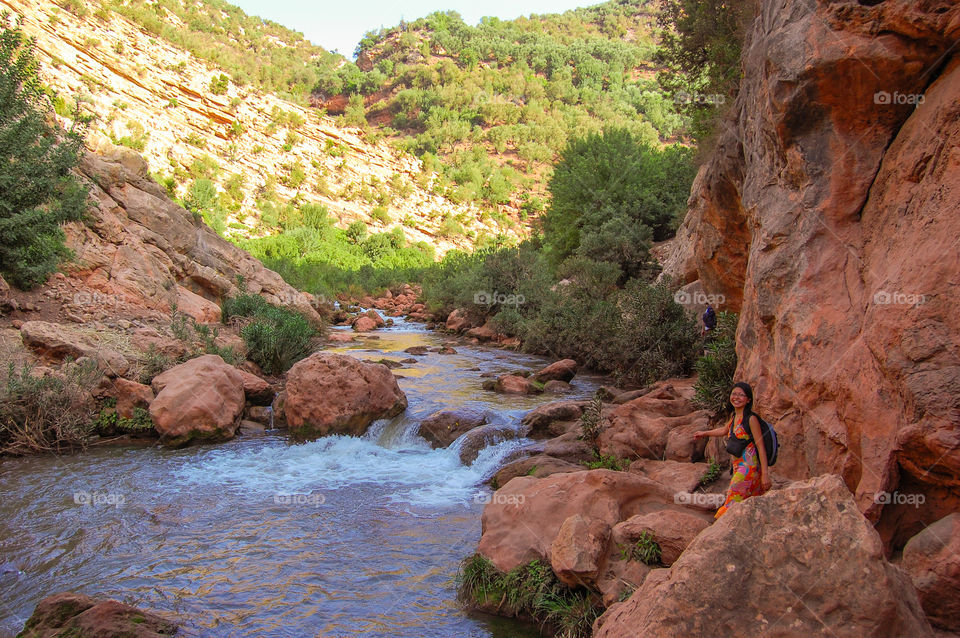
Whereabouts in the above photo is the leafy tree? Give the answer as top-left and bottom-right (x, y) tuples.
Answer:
(0, 15), (88, 289)
(542, 128), (695, 267)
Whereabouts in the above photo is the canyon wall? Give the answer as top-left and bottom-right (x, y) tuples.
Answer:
(664, 0), (960, 547)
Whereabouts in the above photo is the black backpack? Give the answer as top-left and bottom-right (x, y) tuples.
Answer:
(703, 307), (717, 330)
(736, 409), (780, 466)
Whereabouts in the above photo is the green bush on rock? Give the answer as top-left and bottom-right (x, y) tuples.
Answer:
(221, 291), (321, 375)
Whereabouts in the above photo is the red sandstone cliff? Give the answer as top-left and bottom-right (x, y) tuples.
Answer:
(662, 0), (960, 547)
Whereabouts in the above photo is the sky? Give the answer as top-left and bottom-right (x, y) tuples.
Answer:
(226, 0), (596, 57)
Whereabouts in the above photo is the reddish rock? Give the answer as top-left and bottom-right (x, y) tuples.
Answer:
(902, 513), (960, 631)
(236, 369), (274, 405)
(327, 332), (355, 343)
(112, 378), (154, 418)
(594, 475), (933, 637)
(612, 510), (711, 567)
(550, 514), (611, 587)
(445, 308), (471, 332)
(18, 592), (178, 638)
(466, 321), (497, 342)
(352, 316), (377, 332)
(456, 423), (522, 464)
(176, 285), (220, 323)
(598, 379), (710, 462)
(418, 407), (489, 448)
(628, 458), (722, 495)
(149, 354), (245, 447)
(658, 0), (960, 539)
(130, 326), (185, 360)
(492, 454), (584, 487)
(404, 346), (428, 355)
(493, 375), (542, 395)
(532, 359), (577, 383)
(20, 321), (129, 377)
(542, 380), (572, 393)
(477, 469), (698, 574)
(283, 353), (407, 438)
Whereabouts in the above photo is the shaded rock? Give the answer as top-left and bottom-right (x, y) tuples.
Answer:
(236, 369), (273, 405)
(532, 358), (577, 383)
(18, 592), (178, 638)
(245, 405), (272, 425)
(594, 475), (933, 637)
(149, 354), (245, 447)
(418, 407), (490, 448)
(437, 346), (457, 355)
(492, 454), (584, 487)
(466, 321), (497, 342)
(445, 308), (471, 332)
(902, 513), (960, 631)
(283, 353), (407, 439)
(550, 514), (611, 588)
(238, 420), (266, 436)
(521, 400), (585, 438)
(540, 431), (593, 464)
(400, 357), (417, 364)
(456, 423), (522, 465)
(404, 346), (428, 355)
(271, 390), (287, 428)
(372, 358), (403, 369)
(542, 380), (572, 394)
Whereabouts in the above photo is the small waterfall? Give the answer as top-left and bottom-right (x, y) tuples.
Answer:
(266, 405), (274, 431)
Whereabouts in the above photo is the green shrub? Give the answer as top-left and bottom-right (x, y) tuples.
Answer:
(370, 205), (390, 225)
(222, 291), (320, 375)
(579, 393), (603, 452)
(209, 73), (229, 95)
(693, 311), (738, 414)
(583, 450), (629, 471)
(93, 405), (155, 436)
(698, 457), (722, 486)
(618, 531), (661, 565)
(0, 17), (88, 290)
(457, 555), (600, 638)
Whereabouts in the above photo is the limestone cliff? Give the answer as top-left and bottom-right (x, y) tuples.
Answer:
(663, 0), (960, 548)
(2, 0), (522, 252)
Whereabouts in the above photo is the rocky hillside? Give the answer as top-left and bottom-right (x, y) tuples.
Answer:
(2, 0), (521, 252)
(661, 0), (960, 548)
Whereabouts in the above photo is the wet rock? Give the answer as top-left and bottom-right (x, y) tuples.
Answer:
(542, 380), (572, 394)
(493, 374), (542, 395)
(457, 423), (521, 465)
(492, 454), (584, 487)
(111, 378), (154, 419)
(372, 358), (403, 369)
(437, 346), (457, 355)
(418, 407), (490, 448)
(283, 353), (407, 439)
(245, 405), (272, 426)
(238, 420), (266, 436)
(327, 332), (356, 343)
(404, 346), (428, 355)
(521, 400), (585, 438)
(902, 513), (960, 631)
(594, 475), (934, 637)
(352, 316), (377, 332)
(466, 321), (498, 342)
(18, 592), (178, 638)
(150, 354), (245, 447)
(400, 357), (417, 364)
(531, 358), (577, 383)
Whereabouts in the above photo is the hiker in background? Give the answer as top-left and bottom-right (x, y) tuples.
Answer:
(693, 382), (771, 518)
(701, 303), (717, 336)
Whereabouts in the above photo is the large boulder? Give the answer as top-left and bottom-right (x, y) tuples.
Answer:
(455, 423), (522, 465)
(477, 469), (698, 574)
(521, 400), (585, 438)
(492, 374), (542, 395)
(352, 316), (377, 332)
(149, 354), (245, 447)
(418, 407), (489, 448)
(20, 321), (129, 377)
(550, 514), (611, 588)
(902, 513), (960, 631)
(594, 475), (934, 637)
(282, 352), (407, 438)
(18, 591), (178, 638)
(445, 308), (471, 332)
(111, 378), (154, 419)
(598, 379), (711, 462)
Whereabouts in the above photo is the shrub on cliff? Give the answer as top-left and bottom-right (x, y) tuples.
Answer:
(222, 291), (320, 375)
(693, 311), (739, 413)
(0, 15), (88, 290)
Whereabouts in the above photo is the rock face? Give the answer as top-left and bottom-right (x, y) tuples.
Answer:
(417, 407), (489, 447)
(659, 0), (960, 543)
(149, 354), (246, 447)
(20, 321), (129, 377)
(902, 513), (960, 631)
(282, 353), (407, 438)
(594, 475), (933, 637)
(531, 359), (577, 383)
(18, 591), (178, 638)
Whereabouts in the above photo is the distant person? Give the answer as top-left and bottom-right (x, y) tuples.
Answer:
(693, 382), (771, 518)
(702, 303), (717, 336)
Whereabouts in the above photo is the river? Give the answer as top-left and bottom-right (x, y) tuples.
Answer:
(0, 320), (605, 637)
